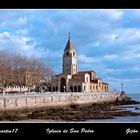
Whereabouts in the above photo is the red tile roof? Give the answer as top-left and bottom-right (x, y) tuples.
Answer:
(78, 70), (96, 74)
(90, 78), (102, 83)
(102, 82), (109, 85)
(73, 71), (96, 76)
(69, 78), (83, 82)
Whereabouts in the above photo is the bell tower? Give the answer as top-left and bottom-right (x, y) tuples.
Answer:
(62, 33), (78, 75)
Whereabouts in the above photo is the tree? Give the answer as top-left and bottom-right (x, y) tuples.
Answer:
(0, 51), (55, 93)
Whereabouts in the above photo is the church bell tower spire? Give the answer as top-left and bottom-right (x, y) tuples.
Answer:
(62, 34), (78, 75)
(68, 32), (70, 40)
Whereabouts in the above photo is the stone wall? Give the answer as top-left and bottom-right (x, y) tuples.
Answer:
(0, 92), (121, 110)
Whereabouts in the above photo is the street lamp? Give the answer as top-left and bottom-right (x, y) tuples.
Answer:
(121, 83), (123, 92)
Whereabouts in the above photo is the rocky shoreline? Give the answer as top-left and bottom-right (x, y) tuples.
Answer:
(0, 96), (140, 121)
(28, 100), (140, 121)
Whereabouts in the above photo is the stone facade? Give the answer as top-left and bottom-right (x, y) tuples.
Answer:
(52, 36), (109, 93)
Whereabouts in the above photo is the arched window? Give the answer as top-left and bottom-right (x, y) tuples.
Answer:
(56, 87), (58, 91)
(73, 52), (75, 56)
(78, 86), (81, 92)
(53, 87), (55, 91)
(66, 52), (69, 56)
(60, 78), (66, 92)
(70, 86), (73, 92)
(86, 77), (88, 82)
(84, 86), (86, 90)
(74, 86), (77, 92)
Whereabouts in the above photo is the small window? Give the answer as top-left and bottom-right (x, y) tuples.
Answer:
(99, 82), (102, 87)
(84, 86), (85, 90)
(73, 52), (75, 56)
(86, 77), (88, 82)
(66, 52), (69, 56)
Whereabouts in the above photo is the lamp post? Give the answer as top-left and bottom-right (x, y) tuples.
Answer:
(121, 83), (123, 92)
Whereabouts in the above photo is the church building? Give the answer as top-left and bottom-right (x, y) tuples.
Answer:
(52, 35), (109, 93)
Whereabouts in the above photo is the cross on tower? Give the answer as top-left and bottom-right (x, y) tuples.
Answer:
(68, 32), (70, 39)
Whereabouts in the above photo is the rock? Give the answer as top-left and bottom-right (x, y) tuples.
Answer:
(135, 107), (140, 110)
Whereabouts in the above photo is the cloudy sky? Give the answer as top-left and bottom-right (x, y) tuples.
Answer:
(0, 9), (140, 93)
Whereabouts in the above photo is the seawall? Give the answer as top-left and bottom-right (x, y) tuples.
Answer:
(0, 92), (123, 110)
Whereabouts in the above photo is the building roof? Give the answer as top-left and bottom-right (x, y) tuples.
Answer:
(73, 73), (85, 76)
(78, 70), (96, 73)
(91, 78), (102, 83)
(73, 71), (96, 76)
(64, 36), (74, 51)
(78, 71), (96, 74)
(102, 82), (109, 85)
(69, 78), (83, 82)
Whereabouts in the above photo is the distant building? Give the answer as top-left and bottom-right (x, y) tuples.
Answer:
(0, 68), (42, 93)
(52, 35), (109, 92)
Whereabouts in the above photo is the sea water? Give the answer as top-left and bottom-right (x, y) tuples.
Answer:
(87, 93), (140, 122)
